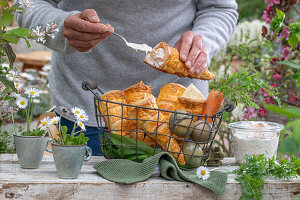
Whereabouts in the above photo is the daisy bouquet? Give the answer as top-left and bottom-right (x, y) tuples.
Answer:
(42, 106), (89, 146)
(13, 87), (45, 136)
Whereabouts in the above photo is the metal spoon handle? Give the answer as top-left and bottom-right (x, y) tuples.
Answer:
(107, 30), (128, 44)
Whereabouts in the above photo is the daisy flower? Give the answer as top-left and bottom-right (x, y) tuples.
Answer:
(47, 105), (56, 113)
(77, 121), (86, 132)
(196, 166), (210, 180)
(16, 97), (28, 109)
(75, 113), (89, 122)
(38, 117), (50, 130)
(14, 81), (23, 91)
(50, 116), (60, 125)
(71, 107), (85, 115)
(25, 88), (40, 98)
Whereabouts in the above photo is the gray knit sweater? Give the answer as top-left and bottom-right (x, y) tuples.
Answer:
(15, 0), (238, 127)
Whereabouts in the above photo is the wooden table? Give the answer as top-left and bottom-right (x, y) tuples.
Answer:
(15, 51), (51, 72)
(0, 154), (299, 200)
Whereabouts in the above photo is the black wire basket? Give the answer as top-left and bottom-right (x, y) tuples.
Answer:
(82, 82), (234, 169)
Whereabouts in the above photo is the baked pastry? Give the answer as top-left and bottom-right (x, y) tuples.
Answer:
(124, 81), (155, 147)
(144, 42), (215, 80)
(131, 94), (186, 165)
(177, 83), (206, 120)
(97, 90), (130, 136)
(157, 83), (186, 118)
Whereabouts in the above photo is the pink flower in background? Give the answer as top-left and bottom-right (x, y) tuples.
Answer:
(273, 73), (281, 80)
(282, 46), (291, 60)
(270, 83), (277, 88)
(280, 28), (290, 41)
(265, 98), (271, 103)
(264, 0), (280, 6)
(261, 88), (268, 97)
(258, 108), (268, 117)
(263, 11), (272, 24)
(243, 107), (257, 120)
(289, 96), (297, 103)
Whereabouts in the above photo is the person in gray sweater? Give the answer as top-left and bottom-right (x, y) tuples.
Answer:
(15, 0), (238, 155)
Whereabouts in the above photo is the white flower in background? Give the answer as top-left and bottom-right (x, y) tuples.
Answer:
(42, 64), (51, 72)
(196, 166), (210, 180)
(31, 22), (59, 44)
(20, 72), (35, 81)
(47, 105), (56, 113)
(229, 20), (269, 47)
(38, 116), (50, 130)
(232, 103), (245, 121)
(50, 116), (60, 125)
(75, 113), (89, 122)
(39, 71), (48, 76)
(39, 90), (49, 95)
(2, 63), (9, 68)
(18, 0), (33, 8)
(16, 97), (28, 109)
(14, 81), (23, 91)
(33, 99), (40, 104)
(25, 88), (40, 98)
(77, 121), (86, 132)
(71, 107), (85, 115)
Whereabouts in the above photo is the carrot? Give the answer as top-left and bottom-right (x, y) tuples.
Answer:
(200, 90), (224, 123)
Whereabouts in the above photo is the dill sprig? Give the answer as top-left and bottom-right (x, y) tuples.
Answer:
(233, 154), (300, 200)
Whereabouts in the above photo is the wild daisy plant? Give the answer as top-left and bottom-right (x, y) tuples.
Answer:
(42, 106), (89, 146)
(12, 87), (46, 136)
(0, 0), (59, 126)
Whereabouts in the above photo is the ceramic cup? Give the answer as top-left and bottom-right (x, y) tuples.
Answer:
(14, 134), (51, 169)
(47, 143), (92, 179)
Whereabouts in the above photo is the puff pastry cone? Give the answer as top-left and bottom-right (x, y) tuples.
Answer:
(97, 90), (130, 136)
(144, 42), (215, 80)
(124, 81), (155, 147)
(125, 87), (185, 165)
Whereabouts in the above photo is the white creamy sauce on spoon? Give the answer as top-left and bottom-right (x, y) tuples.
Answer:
(126, 42), (153, 54)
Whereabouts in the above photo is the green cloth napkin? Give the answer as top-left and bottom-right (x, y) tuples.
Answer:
(93, 152), (228, 196)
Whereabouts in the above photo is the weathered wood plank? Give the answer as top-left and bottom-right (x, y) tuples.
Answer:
(0, 154), (299, 200)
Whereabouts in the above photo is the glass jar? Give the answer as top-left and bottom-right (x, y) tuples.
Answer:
(228, 121), (284, 164)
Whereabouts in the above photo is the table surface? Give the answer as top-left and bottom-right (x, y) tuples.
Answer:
(0, 154), (299, 200)
(15, 51), (51, 66)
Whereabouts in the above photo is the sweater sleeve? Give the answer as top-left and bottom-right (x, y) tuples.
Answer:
(193, 0), (238, 63)
(14, 0), (81, 54)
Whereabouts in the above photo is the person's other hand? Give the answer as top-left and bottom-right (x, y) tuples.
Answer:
(174, 31), (208, 74)
(64, 9), (114, 52)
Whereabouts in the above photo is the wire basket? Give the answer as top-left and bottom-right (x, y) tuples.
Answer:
(82, 82), (234, 169)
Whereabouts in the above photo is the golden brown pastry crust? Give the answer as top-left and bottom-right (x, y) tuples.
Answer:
(97, 90), (130, 136)
(157, 83), (186, 118)
(144, 42), (215, 80)
(132, 94), (186, 165)
(177, 96), (206, 117)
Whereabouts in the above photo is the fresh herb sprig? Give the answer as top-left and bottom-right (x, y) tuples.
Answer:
(214, 70), (281, 109)
(233, 154), (300, 200)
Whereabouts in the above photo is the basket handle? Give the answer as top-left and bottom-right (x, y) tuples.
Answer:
(82, 82), (104, 94)
(222, 101), (236, 113)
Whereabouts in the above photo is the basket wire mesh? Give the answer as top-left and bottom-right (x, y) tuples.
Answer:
(82, 82), (232, 170)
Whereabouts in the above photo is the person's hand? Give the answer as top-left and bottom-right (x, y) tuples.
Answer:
(174, 31), (208, 74)
(64, 9), (114, 52)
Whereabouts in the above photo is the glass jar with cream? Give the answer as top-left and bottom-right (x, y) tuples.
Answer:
(228, 121), (284, 164)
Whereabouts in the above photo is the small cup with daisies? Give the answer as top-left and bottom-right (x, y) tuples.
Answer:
(13, 87), (45, 136)
(42, 106), (92, 178)
(43, 106), (89, 146)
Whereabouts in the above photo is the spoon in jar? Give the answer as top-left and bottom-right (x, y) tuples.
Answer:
(107, 30), (153, 54)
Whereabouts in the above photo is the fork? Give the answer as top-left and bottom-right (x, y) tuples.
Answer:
(107, 30), (152, 53)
